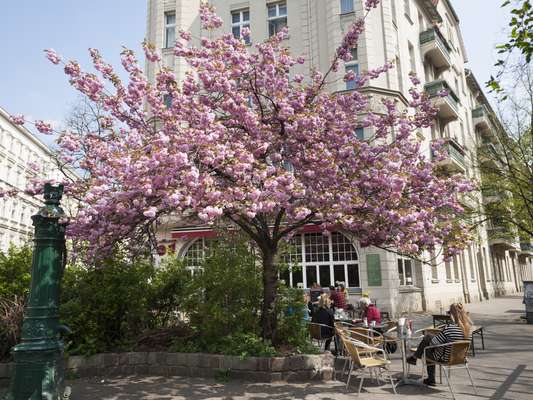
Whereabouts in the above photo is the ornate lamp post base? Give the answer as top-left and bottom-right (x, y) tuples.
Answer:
(5, 184), (68, 400)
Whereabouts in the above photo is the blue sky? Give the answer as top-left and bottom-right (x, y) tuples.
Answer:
(0, 0), (508, 144)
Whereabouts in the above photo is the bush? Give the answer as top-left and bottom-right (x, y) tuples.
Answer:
(60, 258), (155, 355)
(0, 244), (32, 299)
(0, 244), (32, 361)
(1, 241), (318, 358)
(178, 239), (263, 339)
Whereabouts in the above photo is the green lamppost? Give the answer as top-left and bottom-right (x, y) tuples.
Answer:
(6, 183), (68, 400)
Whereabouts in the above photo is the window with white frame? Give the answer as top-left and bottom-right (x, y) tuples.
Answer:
(267, 2), (287, 37)
(396, 56), (403, 92)
(182, 237), (214, 271)
(355, 127), (364, 140)
(453, 255), (460, 282)
(340, 0), (355, 14)
(164, 12), (176, 48)
(398, 257), (414, 285)
(404, 0), (411, 19)
(232, 9), (250, 44)
(281, 232), (360, 289)
(408, 41), (416, 74)
(345, 48), (359, 90)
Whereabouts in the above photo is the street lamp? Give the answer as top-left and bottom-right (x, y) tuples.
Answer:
(5, 183), (69, 400)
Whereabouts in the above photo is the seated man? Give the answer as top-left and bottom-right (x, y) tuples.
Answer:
(359, 297), (381, 324)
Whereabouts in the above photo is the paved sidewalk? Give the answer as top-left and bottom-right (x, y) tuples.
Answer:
(2, 295), (532, 399)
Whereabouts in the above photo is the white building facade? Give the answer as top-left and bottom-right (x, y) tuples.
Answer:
(146, 0), (533, 316)
(0, 107), (64, 252)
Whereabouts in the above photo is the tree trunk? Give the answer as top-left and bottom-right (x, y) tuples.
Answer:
(261, 248), (279, 344)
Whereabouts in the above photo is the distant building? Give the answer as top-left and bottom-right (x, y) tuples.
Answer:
(146, 0), (533, 315)
(0, 106), (64, 252)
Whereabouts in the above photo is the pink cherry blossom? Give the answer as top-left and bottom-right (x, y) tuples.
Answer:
(9, 1), (475, 341)
(44, 48), (62, 65)
(10, 114), (25, 125)
(34, 120), (54, 134)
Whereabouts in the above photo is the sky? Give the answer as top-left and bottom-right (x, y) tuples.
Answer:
(0, 0), (509, 145)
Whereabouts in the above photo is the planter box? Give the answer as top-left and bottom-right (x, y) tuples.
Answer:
(0, 352), (334, 386)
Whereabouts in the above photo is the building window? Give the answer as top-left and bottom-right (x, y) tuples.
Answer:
(345, 48), (359, 90)
(355, 127), (364, 140)
(408, 41), (416, 74)
(164, 12), (176, 48)
(267, 2), (287, 37)
(445, 260), (452, 281)
(398, 257), (414, 286)
(391, 0), (397, 25)
(282, 232), (359, 289)
(340, 0), (355, 14)
(182, 238), (214, 272)
(396, 56), (403, 92)
(232, 9), (250, 44)
(453, 255), (460, 282)
(404, 0), (411, 19)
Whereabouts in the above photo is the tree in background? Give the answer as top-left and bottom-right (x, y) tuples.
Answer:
(488, 0), (532, 94)
(479, 60), (533, 240)
(7, 1), (473, 342)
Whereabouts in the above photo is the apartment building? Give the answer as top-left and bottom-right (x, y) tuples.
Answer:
(146, 0), (533, 315)
(0, 107), (64, 252)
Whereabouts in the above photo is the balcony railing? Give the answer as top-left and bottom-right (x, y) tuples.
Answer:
(521, 242), (533, 254)
(420, 27), (452, 69)
(425, 80), (460, 120)
(432, 138), (466, 172)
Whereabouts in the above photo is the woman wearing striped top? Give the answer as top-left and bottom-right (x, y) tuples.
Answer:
(407, 303), (472, 386)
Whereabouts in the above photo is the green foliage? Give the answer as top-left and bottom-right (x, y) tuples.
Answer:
(60, 259), (155, 355)
(0, 244), (33, 299)
(178, 239), (263, 339)
(0, 244), (32, 361)
(488, 0), (532, 94)
(1, 239), (317, 359)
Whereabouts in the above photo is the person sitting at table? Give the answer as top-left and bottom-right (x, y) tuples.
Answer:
(406, 303), (473, 387)
(329, 285), (346, 310)
(311, 294), (337, 354)
(360, 297), (381, 324)
(309, 282), (323, 304)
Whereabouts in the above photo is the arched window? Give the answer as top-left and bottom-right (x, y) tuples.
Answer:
(182, 238), (213, 270)
(281, 232), (359, 289)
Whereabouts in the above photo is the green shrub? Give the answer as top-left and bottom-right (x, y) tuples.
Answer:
(0, 244), (32, 361)
(0, 244), (32, 299)
(60, 259), (155, 355)
(179, 239), (263, 339)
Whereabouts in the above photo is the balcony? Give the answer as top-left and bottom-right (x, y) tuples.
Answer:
(472, 106), (490, 130)
(478, 141), (500, 169)
(521, 241), (533, 256)
(420, 27), (452, 70)
(425, 80), (460, 121)
(481, 188), (502, 205)
(432, 138), (466, 173)
(488, 220), (521, 251)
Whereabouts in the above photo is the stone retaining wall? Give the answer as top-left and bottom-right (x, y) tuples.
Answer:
(0, 352), (334, 387)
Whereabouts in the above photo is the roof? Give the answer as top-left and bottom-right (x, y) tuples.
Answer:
(0, 106), (55, 156)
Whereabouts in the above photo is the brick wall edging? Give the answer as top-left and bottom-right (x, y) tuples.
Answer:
(0, 352), (334, 386)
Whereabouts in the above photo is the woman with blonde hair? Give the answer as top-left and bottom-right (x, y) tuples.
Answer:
(407, 303), (472, 386)
(311, 294), (337, 354)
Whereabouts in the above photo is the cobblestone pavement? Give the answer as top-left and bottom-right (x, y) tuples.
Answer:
(2, 295), (532, 399)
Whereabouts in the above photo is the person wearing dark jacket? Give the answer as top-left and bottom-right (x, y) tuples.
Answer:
(311, 294), (337, 353)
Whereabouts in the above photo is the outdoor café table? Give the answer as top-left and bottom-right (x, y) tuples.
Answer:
(395, 330), (426, 387)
